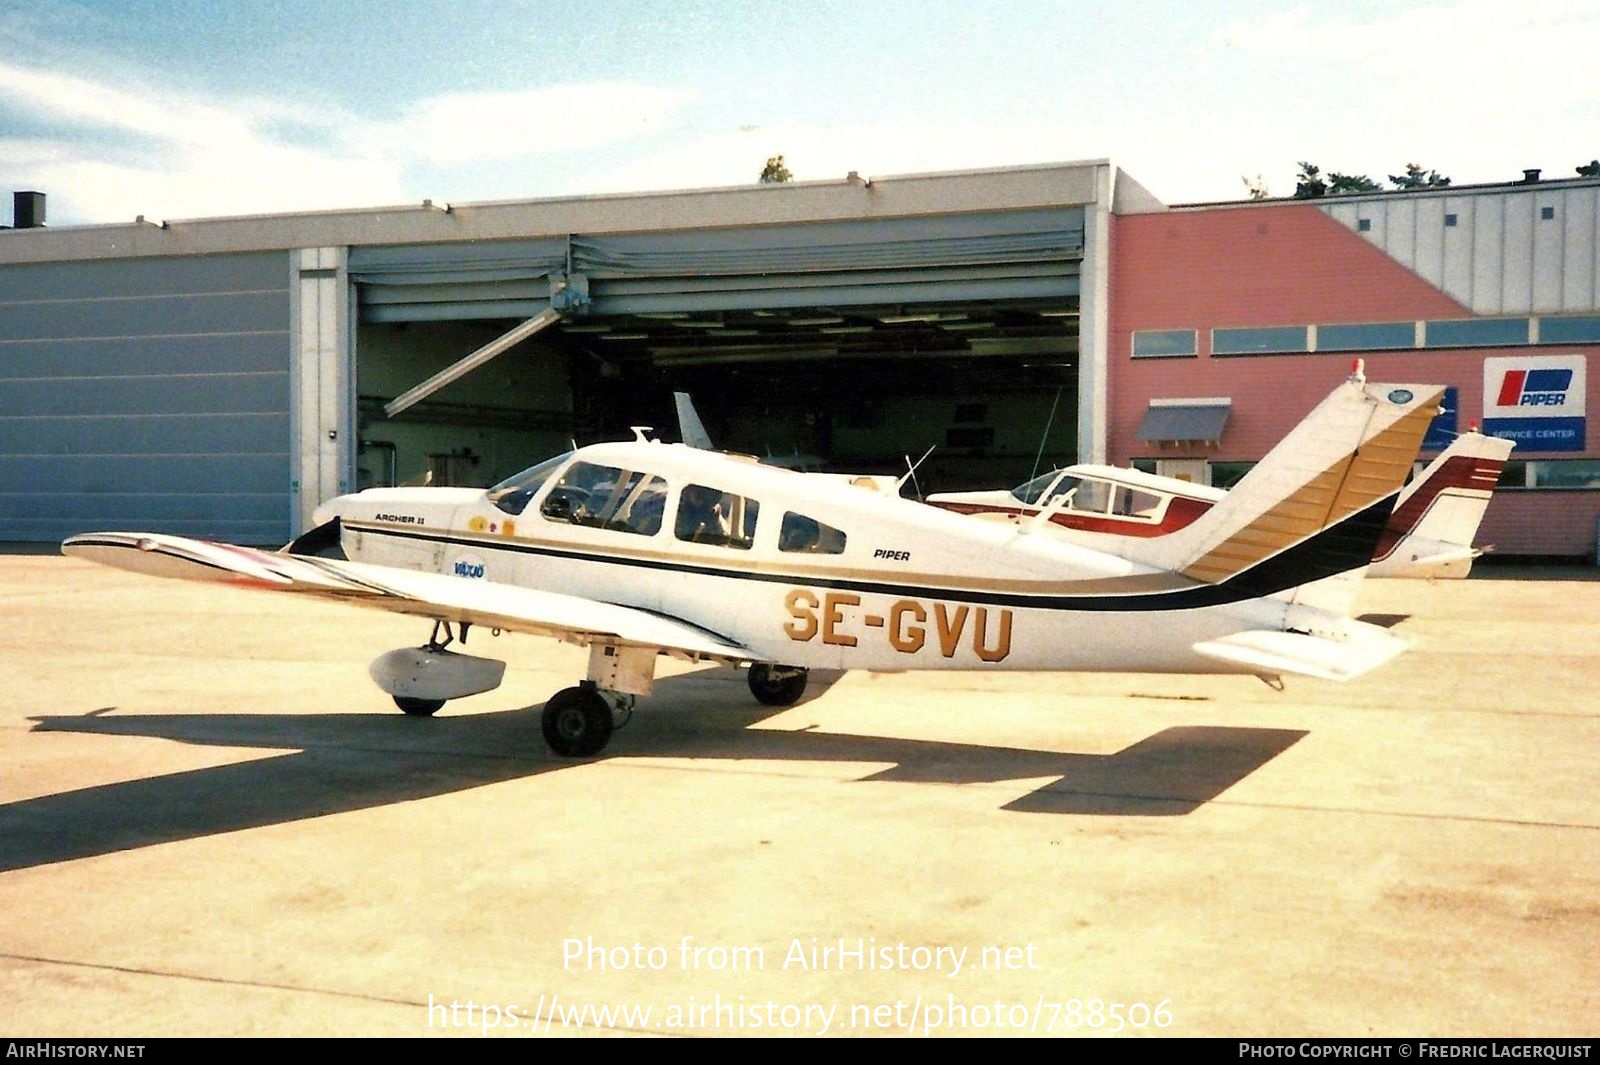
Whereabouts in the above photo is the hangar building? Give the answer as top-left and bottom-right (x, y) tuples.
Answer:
(2, 161), (1597, 557)
(0, 163), (1122, 545)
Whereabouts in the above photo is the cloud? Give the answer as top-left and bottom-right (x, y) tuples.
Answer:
(0, 59), (694, 223)
(396, 83), (693, 163)
(1208, 0), (1600, 196)
(0, 59), (405, 221)
(1216, 1), (1600, 108)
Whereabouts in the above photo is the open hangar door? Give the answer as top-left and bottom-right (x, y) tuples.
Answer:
(349, 208), (1083, 494)
(589, 298), (1081, 497)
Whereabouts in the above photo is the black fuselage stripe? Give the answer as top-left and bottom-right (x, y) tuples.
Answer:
(346, 494), (1396, 612)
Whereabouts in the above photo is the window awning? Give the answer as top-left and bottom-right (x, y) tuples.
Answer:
(1135, 398), (1231, 444)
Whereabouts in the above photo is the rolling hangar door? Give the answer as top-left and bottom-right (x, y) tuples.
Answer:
(349, 207), (1084, 495)
(0, 252), (293, 544)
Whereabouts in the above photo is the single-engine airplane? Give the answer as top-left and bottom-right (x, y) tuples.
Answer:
(928, 428), (1513, 579)
(64, 369), (1443, 758)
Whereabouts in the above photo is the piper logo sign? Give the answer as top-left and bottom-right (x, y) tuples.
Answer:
(1496, 368), (1572, 407)
(1483, 355), (1586, 451)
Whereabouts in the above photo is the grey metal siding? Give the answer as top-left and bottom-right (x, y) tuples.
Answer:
(1321, 182), (1600, 314)
(351, 209), (1085, 321)
(0, 252), (292, 543)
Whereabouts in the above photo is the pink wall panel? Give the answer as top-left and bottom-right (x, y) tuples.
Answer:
(1108, 206), (1599, 463)
(1109, 204), (1469, 346)
(1479, 490), (1600, 557)
(1106, 203), (1600, 554)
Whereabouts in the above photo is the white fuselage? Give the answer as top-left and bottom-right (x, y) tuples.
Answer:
(316, 442), (1304, 677)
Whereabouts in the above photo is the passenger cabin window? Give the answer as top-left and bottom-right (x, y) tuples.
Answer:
(487, 451), (574, 516)
(779, 512), (848, 554)
(1112, 486), (1163, 519)
(539, 461), (667, 536)
(675, 483), (758, 549)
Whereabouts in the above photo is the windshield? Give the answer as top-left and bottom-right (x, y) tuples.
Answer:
(1011, 470), (1083, 508)
(486, 451), (574, 515)
(1010, 471), (1062, 506)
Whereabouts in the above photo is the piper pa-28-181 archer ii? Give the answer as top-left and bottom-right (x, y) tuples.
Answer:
(927, 428), (1514, 579)
(64, 368), (1443, 758)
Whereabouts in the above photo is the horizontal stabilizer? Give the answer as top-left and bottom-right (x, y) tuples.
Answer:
(1192, 623), (1408, 682)
(1400, 547), (1481, 569)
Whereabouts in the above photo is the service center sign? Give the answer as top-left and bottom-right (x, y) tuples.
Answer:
(1483, 354), (1586, 452)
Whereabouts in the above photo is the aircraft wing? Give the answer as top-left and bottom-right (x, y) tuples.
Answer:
(61, 532), (756, 662)
(1191, 622), (1407, 683)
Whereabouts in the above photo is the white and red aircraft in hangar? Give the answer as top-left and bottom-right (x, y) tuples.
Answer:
(65, 370), (1443, 758)
(927, 430), (1513, 579)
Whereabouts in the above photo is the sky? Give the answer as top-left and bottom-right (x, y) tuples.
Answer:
(2, 0), (1598, 227)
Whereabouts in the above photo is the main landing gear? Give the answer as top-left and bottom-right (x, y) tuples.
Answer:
(537, 662), (809, 757)
(368, 623), (814, 759)
(540, 681), (635, 758)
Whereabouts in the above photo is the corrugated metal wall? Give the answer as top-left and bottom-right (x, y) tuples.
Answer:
(0, 252), (292, 543)
(1321, 184), (1600, 315)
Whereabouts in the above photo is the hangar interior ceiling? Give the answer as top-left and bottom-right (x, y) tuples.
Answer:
(351, 208), (1084, 495)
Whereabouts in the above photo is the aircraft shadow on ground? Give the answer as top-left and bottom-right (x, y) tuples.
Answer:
(4, 669), (1306, 872)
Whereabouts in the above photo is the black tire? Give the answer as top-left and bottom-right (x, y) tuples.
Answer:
(747, 663), (809, 707)
(541, 684), (614, 757)
(394, 695), (445, 716)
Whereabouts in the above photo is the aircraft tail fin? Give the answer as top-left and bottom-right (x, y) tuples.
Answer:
(1369, 430), (1514, 577)
(674, 392), (715, 450)
(1109, 374), (1445, 602)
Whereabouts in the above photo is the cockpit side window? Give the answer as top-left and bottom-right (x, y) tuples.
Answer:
(1041, 475), (1081, 508)
(540, 462), (667, 536)
(1068, 480), (1110, 514)
(675, 483), (759, 549)
(779, 511), (848, 554)
(487, 451), (574, 516)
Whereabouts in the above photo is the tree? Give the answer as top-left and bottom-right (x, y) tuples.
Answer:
(1295, 161), (1426, 199)
(1578, 160), (1600, 178)
(1242, 174), (1270, 200)
(1328, 171), (1381, 194)
(1389, 162), (1451, 189)
(759, 155), (792, 183)
(1293, 161), (1327, 198)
